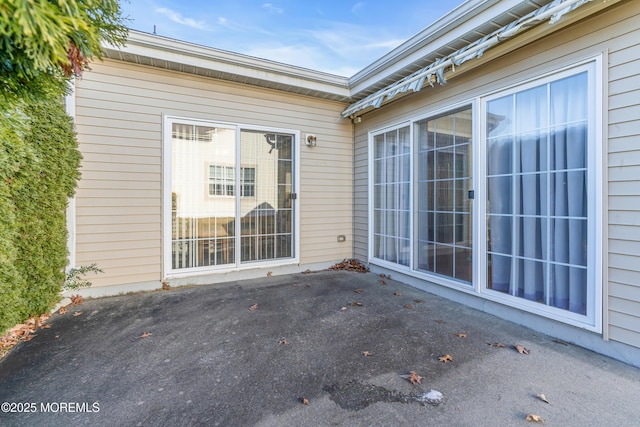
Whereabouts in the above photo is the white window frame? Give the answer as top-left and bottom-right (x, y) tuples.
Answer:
(163, 116), (300, 279)
(479, 59), (602, 331)
(368, 121), (414, 271)
(367, 57), (602, 332)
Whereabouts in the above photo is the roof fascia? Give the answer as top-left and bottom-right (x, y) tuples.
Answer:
(348, 0), (526, 97)
(103, 30), (351, 100)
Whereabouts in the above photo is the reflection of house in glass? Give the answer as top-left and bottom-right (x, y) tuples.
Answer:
(171, 125), (293, 270)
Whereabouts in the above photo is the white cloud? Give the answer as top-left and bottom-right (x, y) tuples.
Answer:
(351, 2), (365, 15)
(243, 43), (361, 76)
(308, 25), (403, 59)
(156, 7), (209, 30)
(262, 3), (284, 14)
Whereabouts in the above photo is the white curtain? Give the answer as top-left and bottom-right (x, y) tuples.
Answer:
(487, 71), (588, 315)
(549, 73), (588, 314)
(374, 128), (411, 266)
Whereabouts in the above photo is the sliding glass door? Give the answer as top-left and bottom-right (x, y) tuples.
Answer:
(415, 107), (473, 283)
(239, 130), (293, 263)
(168, 120), (295, 272)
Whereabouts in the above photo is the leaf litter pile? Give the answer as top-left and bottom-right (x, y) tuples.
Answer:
(0, 314), (51, 359)
(329, 259), (369, 272)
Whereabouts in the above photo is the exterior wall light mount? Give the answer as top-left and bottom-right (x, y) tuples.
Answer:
(305, 134), (317, 147)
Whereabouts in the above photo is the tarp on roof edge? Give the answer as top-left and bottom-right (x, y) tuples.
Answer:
(342, 0), (592, 118)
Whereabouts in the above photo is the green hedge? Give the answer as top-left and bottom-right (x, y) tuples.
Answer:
(0, 98), (81, 332)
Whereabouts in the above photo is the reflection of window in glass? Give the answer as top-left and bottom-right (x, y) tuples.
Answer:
(209, 165), (234, 196)
(208, 165), (256, 197)
(240, 167), (255, 197)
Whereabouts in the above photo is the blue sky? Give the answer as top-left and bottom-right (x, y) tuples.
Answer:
(119, 1), (465, 77)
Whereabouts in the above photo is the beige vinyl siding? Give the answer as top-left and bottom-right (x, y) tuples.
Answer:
(606, 2), (640, 348)
(75, 59), (352, 287)
(353, 130), (369, 261)
(353, 1), (640, 348)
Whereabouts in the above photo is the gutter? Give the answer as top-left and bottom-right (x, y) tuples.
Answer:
(341, 0), (592, 118)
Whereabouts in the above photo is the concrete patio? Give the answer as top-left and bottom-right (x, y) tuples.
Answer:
(1, 269), (639, 426)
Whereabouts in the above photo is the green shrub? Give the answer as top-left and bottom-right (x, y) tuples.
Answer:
(0, 107), (31, 330)
(0, 97), (81, 332)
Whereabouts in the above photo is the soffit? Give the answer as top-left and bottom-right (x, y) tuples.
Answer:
(102, 31), (351, 102)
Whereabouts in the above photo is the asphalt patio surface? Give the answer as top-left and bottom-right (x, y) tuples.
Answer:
(1, 269), (639, 426)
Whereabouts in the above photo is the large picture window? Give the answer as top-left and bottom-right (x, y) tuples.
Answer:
(485, 66), (593, 317)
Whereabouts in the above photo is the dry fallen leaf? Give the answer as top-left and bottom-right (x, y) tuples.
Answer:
(386, 274), (392, 279)
(361, 351), (372, 357)
(526, 414), (545, 423)
(537, 394), (550, 404)
(351, 301), (363, 307)
(139, 332), (152, 339)
(70, 294), (84, 305)
(58, 307), (68, 315)
(515, 344), (530, 355)
(403, 304), (414, 310)
(301, 397), (310, 405)
(434, 319), (444, 324)
(340, 306), (347, 311)
(354, 288), (363, 294)
(162, 281), (171, 290)
(266, 271), (272, 277)
(380, 279), (387, 285)
(248, 304), (258, 311)
(302, 269), (312, 274)
(438, 354), (454, 363)
(414, 299), (425, 304)
(401, 371), (423, 385)
(456, 333), (467, 338)
(379, 273), (386, 278)
(393, 292), (402, 297)
(488, 342), (506, 348)
(72, 311), (83, 317)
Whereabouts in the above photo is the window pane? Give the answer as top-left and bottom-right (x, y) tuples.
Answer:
(487, 96), (513, 138)
(414, 107), (473, 284)
(435, 244), (453, 277)
(485, 69), (591, 316)
(487, 137), (512, 175)
(488, 253), (511, 293)
(515, 85), (547, 132)
(487, 176), (512, 214)
(172, 124), (236, 268)
(487, 215), (512, 255)
(372, 126), (411, 265)
(516, 131), (547, 173)
(239, 130), (294, 262)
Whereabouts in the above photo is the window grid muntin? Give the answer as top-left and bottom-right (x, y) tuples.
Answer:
(372, 126), (411, 266)
(486, 70), (589, 315)
(416, 107), (473, 284)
